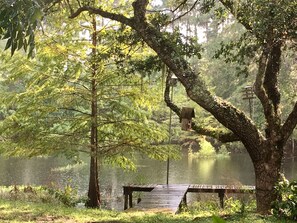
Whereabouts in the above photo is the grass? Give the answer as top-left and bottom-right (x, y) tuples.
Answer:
(0, 185), (294, 223)
(0, 198), (295, 223)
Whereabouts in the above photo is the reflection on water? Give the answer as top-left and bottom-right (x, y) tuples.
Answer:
(0, 153), (296, 209)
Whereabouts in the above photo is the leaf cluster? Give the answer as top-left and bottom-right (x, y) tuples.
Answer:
(214, 32), (259, 77)
(243, 0), (297, 43)
(272, 176), (297, 220)
(0, 0), (43, 56)
(148, 12), (171, 30)
(127, 55), (163, 76)
(165, 28), (203, 59)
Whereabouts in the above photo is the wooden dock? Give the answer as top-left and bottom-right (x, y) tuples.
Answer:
(131, 184), (188, 214)
(123, 184), (255, 213)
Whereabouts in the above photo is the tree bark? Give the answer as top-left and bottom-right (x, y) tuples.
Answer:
(253, 145), (283, 214)
(86, 16), (100, 208)
(86, 154), (100, 207)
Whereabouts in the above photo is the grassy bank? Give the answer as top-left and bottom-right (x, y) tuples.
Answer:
(0, 185), (294, 223)
(0, 198), (294, 223)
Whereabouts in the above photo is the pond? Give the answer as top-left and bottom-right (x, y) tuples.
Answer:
(0, 152), (296, 210)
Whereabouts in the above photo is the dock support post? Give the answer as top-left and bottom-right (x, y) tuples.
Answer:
(124, 193), (128, 210)
(182, 193), (187, 207)
(123, 187), (128, 210)
(218, 190), (225, 208)
(123, 187), (133, 210)
(129, 193), (133, 208)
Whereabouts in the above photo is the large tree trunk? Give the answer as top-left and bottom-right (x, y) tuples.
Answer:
(253, 144), (283, 214)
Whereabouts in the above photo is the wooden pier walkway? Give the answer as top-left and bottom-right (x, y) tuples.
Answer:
(132, 184), (188, 214)
(123, 184), (255, 213)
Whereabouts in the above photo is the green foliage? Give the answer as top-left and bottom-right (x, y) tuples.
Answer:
(212, 216), (226, 223)
(272, 176), (297, 220)
(164, 29), (203, 59)
(187, 138), (231, 159)
(186, 200), (220, 214)
(43, 182), (79, 207)
(197, 138), (216, 157)
(217, 145), (230, 158)
(0, 184), (81, 207)
(0, 9), (170, 169)
(148, 12), (170, 29)
(189, 137), (216, 158)
(209, 0), (297, 79)
(224, 196), (256, 215)
(0, 0), (43, 56)
(128, 55), (163, 76)
(213, 32), (258, 77)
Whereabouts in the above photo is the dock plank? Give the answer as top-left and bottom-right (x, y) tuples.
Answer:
(133, 184), (188, 214)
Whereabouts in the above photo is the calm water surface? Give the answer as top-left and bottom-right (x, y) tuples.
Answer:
(0, 152), (296, 209)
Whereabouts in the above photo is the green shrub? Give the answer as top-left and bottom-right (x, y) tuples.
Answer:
(43, 183), (79, 207)
(217, 145), (230, 158)
(198, 138), (216, 157)
(272, 176), (297, 220)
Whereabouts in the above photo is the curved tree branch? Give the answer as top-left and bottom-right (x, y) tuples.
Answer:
(69, 6), (133, 26)
(170, 0), (199, 24)
(281, 102), (297, 144)
(172, 0), (188, 13)
(164, 73), (181, 116)
(254, 47), (275, 133)
(132, 10), (262, 160)
(164, 73), (239, 143)
(220, 0), (283, 142)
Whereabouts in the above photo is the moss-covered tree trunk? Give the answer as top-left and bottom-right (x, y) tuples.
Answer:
(254, 158), (281, 213)
(249, 142), (283, 214)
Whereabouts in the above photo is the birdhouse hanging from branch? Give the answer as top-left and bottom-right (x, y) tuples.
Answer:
(180, 107), (195, 131)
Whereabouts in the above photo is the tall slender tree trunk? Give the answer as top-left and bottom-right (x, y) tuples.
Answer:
(86, 16), (100, 208)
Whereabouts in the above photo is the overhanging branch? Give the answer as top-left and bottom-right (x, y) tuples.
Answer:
(164, 73), (238, 143)
(69, 6), (133, 26)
